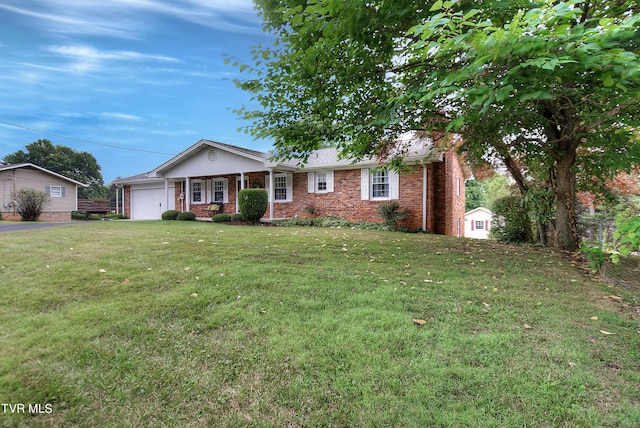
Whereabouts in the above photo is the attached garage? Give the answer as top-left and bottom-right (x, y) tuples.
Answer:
(128, 183), (175, 220)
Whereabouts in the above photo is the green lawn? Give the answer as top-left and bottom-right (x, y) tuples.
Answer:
(0, 221), (638, 427)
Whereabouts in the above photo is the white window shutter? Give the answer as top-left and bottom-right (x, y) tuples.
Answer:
(326, 171), (334, 193)
(45, 186), (50, 195)
(307, 172), (315, 193)
(361, 168), (370, 200)
(223, 178), (229, 203)
(265, 175), (270, 202)
(286, 173), (293, 202)
(389, 171), (399, 200)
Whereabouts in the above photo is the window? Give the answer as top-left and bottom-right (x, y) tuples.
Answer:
(372, 171), (389, 198)
(475, 220), (484, 230)
(274, 175), (288, 201)
(192, 181), (202, 203)
(307, 171), (334, 193)
(316, 173), (327, 192)
(48, 186), (62, 198)
(361, 169), (398, 200)
(266, 173), (292, 202)
(213, 180), (224, 203)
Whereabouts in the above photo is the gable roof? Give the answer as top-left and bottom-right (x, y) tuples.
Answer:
(465, 206), (493, 217)
(113, 136), (445, 185)
(0, 163), (87, 186)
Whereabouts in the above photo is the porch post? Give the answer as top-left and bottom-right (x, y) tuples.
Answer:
(268, 169), (274, 220)
(185, 177), (191, 212)
(240, 172), (245, 189)
(115, 185), (119, 215)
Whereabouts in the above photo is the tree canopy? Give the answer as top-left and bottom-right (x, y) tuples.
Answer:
(233, 0), (639, 251)
(2, 139), (106, 199)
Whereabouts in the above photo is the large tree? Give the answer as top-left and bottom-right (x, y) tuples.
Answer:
(233, 0), (639, 251)
(2, 139), (106, 199)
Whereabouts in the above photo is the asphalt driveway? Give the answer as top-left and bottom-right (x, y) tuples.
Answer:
(0, 222), (85, 232)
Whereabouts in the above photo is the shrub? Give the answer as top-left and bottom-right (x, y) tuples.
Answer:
(212, 213), (232, 223)
(491, 196), (533, 243)
(162, 210), (180, 220)
(377, 202), (409, 230)
(14, 188), (49, 221)
(238, 189), (268, 224)
(176, 211), (196, 221)
(231, 213), (244, 222)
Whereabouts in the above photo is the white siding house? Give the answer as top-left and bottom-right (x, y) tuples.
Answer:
(465, 207), (493, 239)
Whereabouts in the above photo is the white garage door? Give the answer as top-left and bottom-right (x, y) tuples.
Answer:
(131, 188), (165, 220)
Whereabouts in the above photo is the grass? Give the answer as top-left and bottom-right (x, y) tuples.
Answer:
(0, 221), (639, 427)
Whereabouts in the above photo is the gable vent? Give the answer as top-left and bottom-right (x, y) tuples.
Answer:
(207, 149), (218, 163)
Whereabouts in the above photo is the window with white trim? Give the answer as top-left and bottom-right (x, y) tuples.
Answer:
(266, 173), (292, 202)
(475, 220), (484, 230)
(192, 181), (202, 203)
(372, 171), (389, 198)
(213, 179), (224, 203)
(316, 172), (327, 192)
(49, 186), (62, 198)
(307, 171), (334, 193)
(274, 175), (288, 201)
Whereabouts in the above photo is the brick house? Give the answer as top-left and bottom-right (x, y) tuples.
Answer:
(0, 163), (86, 221)
(113, 138), (466, 236)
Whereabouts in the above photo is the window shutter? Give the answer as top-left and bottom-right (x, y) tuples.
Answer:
(45, 186), (51, 195)
(223, 179), (229, 203)
(307, 172), (315, 193)
(389, 171), (399, 200)
(471, 220), (474, 230)
(286, 174), (293, 202)
(361, 169), (370, 200)
(61, 186), (66, 197)
(485, 220), (489, 230)
(326, 171), (334, 193)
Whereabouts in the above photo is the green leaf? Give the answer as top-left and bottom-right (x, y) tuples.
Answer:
(430, 0), (443, 12)
(602, 74), (615, 87)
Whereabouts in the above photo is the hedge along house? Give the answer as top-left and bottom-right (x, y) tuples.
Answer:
(113, 138), (467, 235)
(0, 163), (87, 221)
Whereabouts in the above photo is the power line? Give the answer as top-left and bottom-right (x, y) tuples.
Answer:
(0, 119), (178, 156)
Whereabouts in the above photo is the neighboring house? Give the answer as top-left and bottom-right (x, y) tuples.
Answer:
(113, 138), (467, 236)
(0, 163), (87, 221)
(465, 207), (493, 239)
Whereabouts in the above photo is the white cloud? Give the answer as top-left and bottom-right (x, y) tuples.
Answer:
(0, 0), (261, 38)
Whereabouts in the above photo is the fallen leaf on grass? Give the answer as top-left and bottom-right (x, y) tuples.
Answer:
(123, 278), (130, 283)
(568, 362), (577, 367)
(413, 318), (426, 325)
(99, 269), (106, 273)
(190, 292), (198, 298)
(184, 267), (191, 271)
(605, 295), (623, 301)
(599, 330), (615, 335)
(524, 324), (532, 329)
(590, 316), (598, 320)
(482, 302), (490, 307)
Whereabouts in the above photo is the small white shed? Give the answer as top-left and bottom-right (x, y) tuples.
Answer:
(465, 207), (493, 239)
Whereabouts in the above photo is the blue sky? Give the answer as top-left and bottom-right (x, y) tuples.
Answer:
(0, 0), (274, 183)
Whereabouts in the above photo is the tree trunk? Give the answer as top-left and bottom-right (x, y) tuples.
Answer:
(554, 149), (579, 252)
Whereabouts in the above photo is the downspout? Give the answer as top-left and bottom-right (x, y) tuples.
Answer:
(268, 169), (274, 221)
(422, 162), (428, 232)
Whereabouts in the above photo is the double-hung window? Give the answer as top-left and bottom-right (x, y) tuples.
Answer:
(48, 186), (63, 198)
(192, 181), (202, 203)
(372, 171), (389, 198)
(361, 168), (399, 200)
(307, 171), (334, 193)
(213, 179), (224, 203)
(274, 175), (288, 201)
(475, 220), (485, 230)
